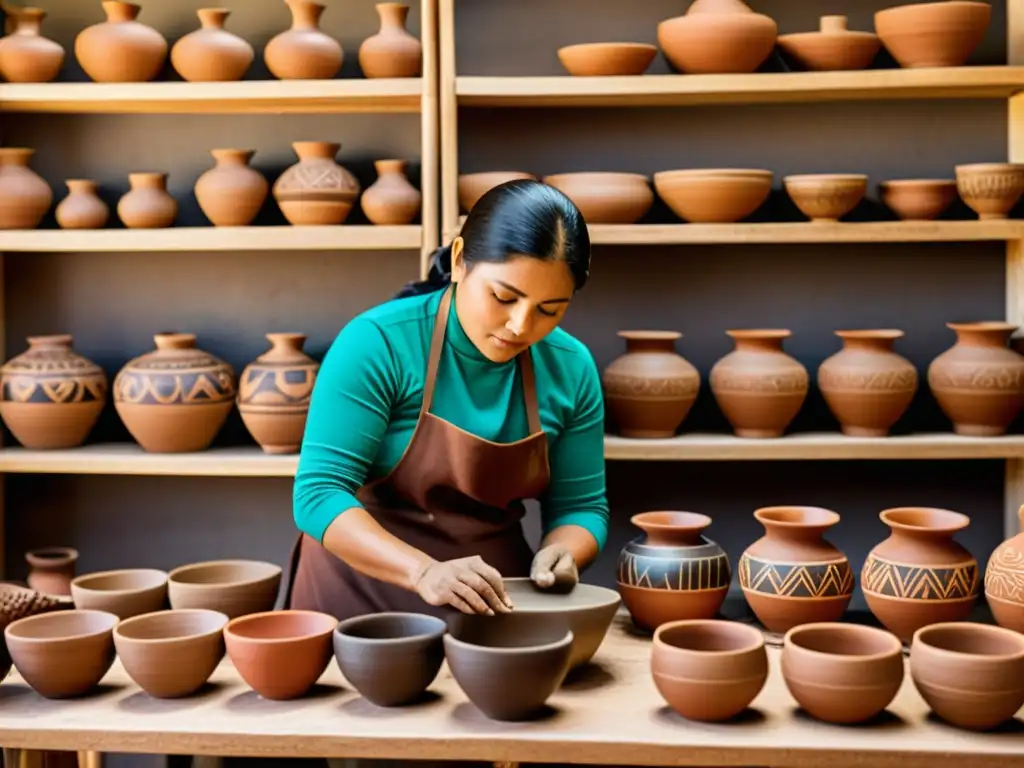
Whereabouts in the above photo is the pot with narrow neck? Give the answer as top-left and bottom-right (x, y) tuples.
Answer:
(985, 504), (1024, 634)
(359, 3), (422, 78)
(56, 179), (109, 230)
(657, 0), (778, 75)
(0, 7), (65, 83)
(273, 141), (361, 226)
(361, 159), (421, 225)
(26, 546), (79, 596)
(74, 1), (168, 83)
(117, 172), (177, 229)
(194, 149), (268, 227)
(264, 0), (343, 80)
(170, 8), (255, 82)
(0, 147), (52, 230)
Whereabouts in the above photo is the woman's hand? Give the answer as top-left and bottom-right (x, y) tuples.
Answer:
(530, 544), (579, 593)
(412, 556), (514, 615)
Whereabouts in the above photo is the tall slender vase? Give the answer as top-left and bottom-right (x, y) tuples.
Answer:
(0, 6), (65, 82)
(358, 3), (422, 78)
(264, 0), (343, 80)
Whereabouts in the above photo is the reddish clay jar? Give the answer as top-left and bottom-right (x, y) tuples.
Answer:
(0, 147), (52, 230)
(657, 0), (777, 74)
(0, 7), (65, 83)
(25, 546), (79, 597)
(264, 0), (343, 80)
(983, 504), (1024, 634)
(74, 1), (168, 83)
(55, 180), (109, 229)
(361, 159), (421, 225)
(170, 8), (254, 82)
(194, 149), (268, 227)
(359, 3), (422, 78)
(117, 172), (177, 228)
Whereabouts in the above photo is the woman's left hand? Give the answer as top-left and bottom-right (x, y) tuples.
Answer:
(530, 544), (578, 593)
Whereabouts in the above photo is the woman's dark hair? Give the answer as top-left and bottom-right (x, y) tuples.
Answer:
(394, 179), (591, 299)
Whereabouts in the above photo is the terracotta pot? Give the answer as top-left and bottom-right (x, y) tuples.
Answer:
(710, 329), (808, 438)
(984, 504), (1024, 634)
(273, 141), (361, 225)
(194, 149), (268, 227)
(879, 179), (958, 221)
(556, 42), (657, 76)
(360, 159), (421, 225)
(0, 6), (64, 83)
(0, 334), (108, 450)
(651, 619), (767, 722)
(739, 506), (853, 633)
(653, 168), (772, 223)
(238, 333), (319, 454)
(862, 507), (979, 642)
(542, 172), (653, 224)
(617, 511), (731, 631)
(55, 179), (109, 229)
(657, 0), (777, 75)
(777, 15), (880, 71)
(927, 321), (1024, 436)
(457, 171), (536, 213)
(0, 147), (52, 230)
(25, 546), (79, 597)
(784, 173), (867, 222)
(264, 0), (343, 80)
(602, 331), (700, 439)
(117, 172), (177, 228)
(167, 559), (282, 619)
(954, 163), (1024, 220)
(113, 333), (236, 453)
(359, 3), (422, 79)
(170, 8), (254, 82)
(70, 568), (168, 620)
(875, 1), (991, 68)
(74, 1), (167, 83)
(817, 329), (918, 437)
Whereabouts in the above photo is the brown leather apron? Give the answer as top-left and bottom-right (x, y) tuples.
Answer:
(284, 284), (551, 619)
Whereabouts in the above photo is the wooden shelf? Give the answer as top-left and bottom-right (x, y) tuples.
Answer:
(0, 445), (299, 477)
(0, 79), (425, 114)
(456, 67), (1024, 108)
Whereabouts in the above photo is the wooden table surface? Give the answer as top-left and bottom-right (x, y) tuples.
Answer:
(0, 612), (1022, 768)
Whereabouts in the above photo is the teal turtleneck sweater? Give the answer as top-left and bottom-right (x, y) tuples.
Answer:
(293, 286), (610, 551)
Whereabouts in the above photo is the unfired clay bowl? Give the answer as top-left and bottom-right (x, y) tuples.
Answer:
(70, 568), (168, 619)
(954, 163), (1024, 220)
(783, 174), (868, 222)
(168, 559), (281, 619)
(5, 609), (118, 698)
(875, 1), (991, 68)
(653, 169), (772, 223)
(457, 171), (536, 213)
(334, 612), (446, 707)
(557, 42), (657, 76)
(114, 609), (228, 698)
(782, 622), (904, 724)
(879, 179), (958, 221)
(542, 172), (654, 224)
(777, 15), (881, 71)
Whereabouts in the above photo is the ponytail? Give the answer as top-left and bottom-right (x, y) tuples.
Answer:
(393, 244), (453, 299)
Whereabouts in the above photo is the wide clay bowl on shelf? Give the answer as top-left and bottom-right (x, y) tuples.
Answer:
(334, 612), (446, 707)
(70, 568), (168, 619)
(879, 179), (958, 221)
(457, 171), (536, 213)
(168, 559), (281, 619)
(446, 577), (620, 670)
(783, 174), (867, 222)
(653, 169), (772, 223)
(542, 172), (654, 224)
(557, 42), (657, 76)
(444, 619), (573, 721)
(4, 609), (118, 698)
(954, 163), (1024, 220)
(114, 609), (228, 699)
(777, 15), (881, 71)
(781, 622), (904, 724)
(224, 609), (336, 700)
(651, 619), (768, 722)
(874, 1), (991, 68)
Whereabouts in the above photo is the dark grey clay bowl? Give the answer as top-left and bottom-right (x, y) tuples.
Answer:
(333, 612), (447, 707)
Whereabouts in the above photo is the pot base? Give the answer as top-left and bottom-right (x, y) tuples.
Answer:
(618, 583), (728, 632)
(863, 591), (976, 641)
(742, 589), (852, 633)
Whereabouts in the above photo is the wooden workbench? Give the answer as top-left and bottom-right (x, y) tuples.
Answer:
(0, 613), (1021, 768)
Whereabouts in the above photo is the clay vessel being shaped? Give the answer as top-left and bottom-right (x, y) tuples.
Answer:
(657, 0), (777, 74)
(55, 180), (109, 229)
(0, 147), (52, 230)
(74, 1), (168, 82)
(875, 1), (991, 68)
(984, 504), (1024, 634)
(264, 0), (343, 80)
(360, 159), (421, 225)
(194, 149), (268, 227)
(117, 172), (177, 228)
(776, 15), (880, 71)
(359, 3), (422, 78)
(25, 546), (79, 596)
(170, 8), (254, 82)
(273, 141), (361, 225)
(0, 6), (64, 82)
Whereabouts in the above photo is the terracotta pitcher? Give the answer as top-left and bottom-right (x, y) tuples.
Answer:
(170, 8), (255, 82)
(25, 546), (79, 596)
(657, 0), (777, 74)
(56, 179), (109, 229)
(264, 0), (343, 80)
(117, 172), (177, 228)
(361, 159), (421, 225)
(194, 149), (269, 227)
(359, 3), (422, 78)
(0, 147), (52, 229)
(0, 6), (65, 83)
(984, 504), (1024, 634)
(273, 141), (361, 225)
(74, 1), (168, 82)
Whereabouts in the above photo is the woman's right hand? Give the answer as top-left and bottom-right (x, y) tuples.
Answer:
(412, 556), (514, 615)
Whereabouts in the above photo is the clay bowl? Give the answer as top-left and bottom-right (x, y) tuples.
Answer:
(653, 169), (772, 223)
(458, 171), (535, 213)
(4, 609), (118, 698)
(879, 179), (958, 221)
(542, 172), (654, 224)
(444, 619), (573, 721)
(334, 612), (446, 707)
(782, 622), (904, 724)
(557, 42), (657, 76)
(446, 577), (620, 670)
(783, 174), (868, 222)
(70, 568), (168, 619)
(114, 609), (228, 698)
(954, 163), (1024, 220)
(168, 559), (281, 619)
(651, 619), (768, 722)
(910, 622), (1024, 731)
(224, 609), (336, 700)
(777, 15), (881, 72)
(875, 1), (991, 68)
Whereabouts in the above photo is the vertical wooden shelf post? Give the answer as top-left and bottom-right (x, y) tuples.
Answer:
(1008, 0), (1024, 539)
(419, 0), (441, 278)
(438, 0), (460, 250)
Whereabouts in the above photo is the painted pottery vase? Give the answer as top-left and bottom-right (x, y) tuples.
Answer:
(738, 506), (853, 633)
(358, 2), (422, 78)
(114, 333), (236, 453)
(264, 0), (343, 80)
(360, 159), (421, 225)
(817, 329), (918, 436)
(238, 333), (319, 455)
(117, 172), (177, 228)
(984, 504), (1024, 634)
(0, 335), (108, 450)
(927, 321), (1024, 436)
(0, 7), (65, 83)
(657, 0), (778, 75)
(710, 329), (808, 438)
(194, 149), (268, 227)
(874, 0), (991, 68)
(954, 163), (1024, 220)
(862, 506), (979, 641)
(617, 511), (731, 631)
(55, 179), (109, 229)
(170, 8), (254, 82)
(601, 331), (700, 439)
(74, 1), (168, 83)
(0, 148), (52, 230)
(273, 141), (361, 226)
(25, 546), (79, 596)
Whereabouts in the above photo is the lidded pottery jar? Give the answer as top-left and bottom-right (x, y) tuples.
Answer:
(984, 504), (1024, 633)
(617, 511), (731, 632)
(0, 334), (108, 450)
(238, 333), (319, 455)
(55, 180), (109, 230)
(0, 7), (65, 83)
(273, 141), (361, 226)
(25, 546), (79, 596)
(359, 3), (422, 78)
(738, 506), (854, 633)
(170, 8), (255, 82)
(657, 0), (778, 75)
(927, 321), (1024, 436)
(776, 15), (881, 72)
(861, 506), (979, 642)
(710, 329), (808, 438)
(601, 331), (700, 439)
(264, 0), (343, 80)
(194, 149), (269, 227)
(817, 329), (918, 437)
(74, 1), (168, 83)
(360, 159), (421, 225)
(0, 148), (52, 230)
(114, 333), (236, 453)
(117, 172), (177, 229)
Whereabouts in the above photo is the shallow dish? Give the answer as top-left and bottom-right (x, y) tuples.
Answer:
(557, 42), (657, 76)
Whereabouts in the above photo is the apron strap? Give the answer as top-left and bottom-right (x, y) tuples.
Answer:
(520, 348), (542, 435)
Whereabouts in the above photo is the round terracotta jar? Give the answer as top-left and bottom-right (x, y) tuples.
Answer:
(657, 0), (778, 74)
(194, 149), (268, 227)
(264, 0), (343, 80)
(55, 180), (109, 230)
(359, 2), (422, 78)
(360, 159), (421, 225)
(984, 504), (1024, 634)
(0, 147), (52, 230)
(0, 7), (65, 83)
(25, 546), (79, 596)
(273, 141), (361, 226)
(169, 8), (254, 82)
(117, 172), (177, 229)
(74, 1), (168, 83)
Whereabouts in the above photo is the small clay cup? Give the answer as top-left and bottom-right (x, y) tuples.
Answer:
(333, 612), (446, 707)
(651, 619), (768, 722)
(70, 568), (168, 619)
(784, 174), (868, 222)
(4, 609), (118, 698)
(782, 622), (904, 724)
(557, 42), (657, 76)
(114, 609), (228, 698)
(168, 559), (281, 619)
